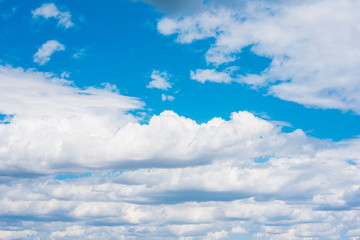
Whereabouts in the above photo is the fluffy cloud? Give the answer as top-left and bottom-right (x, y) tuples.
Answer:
(1, 65), (360, 238)
(33, 40), (65, 65)
(147, 70), (172, 90)
(156, 0), (360, 113)
(0, 65), (319, 174)
(1, 144), (360, 239)
(32, 3), (74, 28)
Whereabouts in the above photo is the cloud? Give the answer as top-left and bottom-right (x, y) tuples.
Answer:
(161, 94), (175, 101)
(190, 69), (234, 83)
(33, 40), (65, 65)
(32, 3), (74, 28)
(1, 65), (360, 238)
(147, 70), (172, 90)
(73, 48), (86, 59)
(0, 65), (322, 174)
(1, 143), (360, 239)
(156, 0), (360, 114)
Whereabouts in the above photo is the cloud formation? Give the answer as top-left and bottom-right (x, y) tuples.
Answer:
(190, 69), (234, 83)
(33, 40), (65, 65)
(161, 93), (175, 101)
(147, 70), (172, 90)
(32, 3), (74, 28)
(156, 0), (360, 113)
(1, 65), (360, 238)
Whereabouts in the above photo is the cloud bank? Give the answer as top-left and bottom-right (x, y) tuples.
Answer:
(1, 64), (360, 239)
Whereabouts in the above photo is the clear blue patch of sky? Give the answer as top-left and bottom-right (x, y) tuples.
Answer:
(0, 114), (13, 124)
(54, 172), (91, 180)
(254, 155), (272, 163)
(0, 0), (359, 141)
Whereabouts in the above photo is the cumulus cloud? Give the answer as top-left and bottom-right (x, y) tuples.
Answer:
(32, 3), (74, 28)
(147, 70), (172, 90)
(1, 140), (360, 239)
(33, 40), (65, 65)
(0, 65), (321, 173)
(156, 0), (360, 113)
(1, 65), (360, 238)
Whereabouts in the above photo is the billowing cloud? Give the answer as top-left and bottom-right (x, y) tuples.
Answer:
(33, 40), (65, 65)
(1, 65), (360, 238)
(156, 0), (360, 114)
(32, 3), (74, 28)
(0, 64), (312, 175)
(147, 70), (172, 90)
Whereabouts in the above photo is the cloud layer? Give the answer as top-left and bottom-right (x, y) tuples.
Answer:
(1, 65), (360, 239)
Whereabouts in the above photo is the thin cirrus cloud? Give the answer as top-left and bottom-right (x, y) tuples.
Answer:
(32, 3), (74, 28)
(156, 0), (360, 114)
(33, 40), (65, 65)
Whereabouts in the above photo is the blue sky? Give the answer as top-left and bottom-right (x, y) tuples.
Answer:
(1, 0), (360, 239)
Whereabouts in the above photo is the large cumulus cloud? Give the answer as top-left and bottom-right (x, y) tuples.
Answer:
(1, 65), (360, 239)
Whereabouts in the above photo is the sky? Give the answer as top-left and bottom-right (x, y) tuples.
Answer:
(1, 0), (360, 239)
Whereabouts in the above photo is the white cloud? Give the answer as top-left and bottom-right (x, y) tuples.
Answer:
(190, 69), (233, 83)
(32, 3), (74, 28)
(0, 230), (37, 240)
(161, 94), (175, 101)
(0, 65), (321, 174)
(157, 0), (360, 113)
(1, 65), (360, 239)
(33, 40), (65, 65)
(147, 70), (172, 90)
(73, 48), (86, 59)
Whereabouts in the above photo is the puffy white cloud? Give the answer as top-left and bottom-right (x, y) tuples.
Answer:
(32, 3), (74, 28)
(147, 70), (172, 90)
(2, 65), (360, 239)
(156, 0), (360, 113)
(0, 84), (315, 175)
(33, 40), (65, 65)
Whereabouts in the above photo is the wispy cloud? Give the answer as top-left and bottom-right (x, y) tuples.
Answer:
(32, 3), (74, 28)
(161, 93), (175, 101)
(73, 48), (86, 59)
(33, 40), (65, 65)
